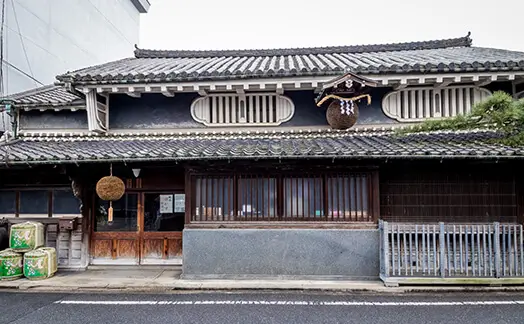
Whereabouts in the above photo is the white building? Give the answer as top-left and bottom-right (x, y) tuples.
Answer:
(0, 0), (149, 135)
(1, 0), (149, 95)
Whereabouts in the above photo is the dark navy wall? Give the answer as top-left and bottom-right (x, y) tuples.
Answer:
(109, 93), (200, 129)
(108, 89), (397, 129)
(19, 110), (88, 130)
(20, 82), (516, 132)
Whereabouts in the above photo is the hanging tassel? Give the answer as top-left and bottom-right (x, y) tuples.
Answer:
(108, 200), (114, 224)
(108, 163), (114, 224)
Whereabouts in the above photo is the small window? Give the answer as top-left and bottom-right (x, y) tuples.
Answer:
(52, 189), (80, 215)
(95, 193), (138, 232)
(191, 93), (295, 126)
(0, 191), (16, 215)
(19, 190), (49, 215)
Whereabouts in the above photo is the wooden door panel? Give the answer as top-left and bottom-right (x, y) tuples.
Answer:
(167, 238), (182, 257)
(93, 239), (112, 258)
(143, 239), (163, 259)
(116, 239), (138, 259)
(140, 233), (182, 263)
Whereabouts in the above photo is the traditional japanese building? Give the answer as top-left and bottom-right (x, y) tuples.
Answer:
(1, 33), (524, 279)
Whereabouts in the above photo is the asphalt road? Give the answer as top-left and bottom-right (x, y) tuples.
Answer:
(1, 290), (524, 323)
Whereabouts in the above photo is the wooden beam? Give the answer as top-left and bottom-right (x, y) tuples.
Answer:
(435, 81), (452, 88)
(393, 83), (408, 90)
(127, 87), (141, 98)
(77, 72), (524, 94)
(160, 86), (175, 97)
(475, 76), (495, 87)
(162, 91), (175, 97)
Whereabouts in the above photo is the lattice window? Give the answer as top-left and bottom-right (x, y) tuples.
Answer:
(191, 93), (295, 126)
(190, 172), (373, 222)
(382, 86), (492, 122)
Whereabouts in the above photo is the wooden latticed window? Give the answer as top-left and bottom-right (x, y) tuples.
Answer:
(382, 86), (492, 122)
(190, 172), (375, 222)
(190, 93), (295, 126)
(380, 171), (518, 223)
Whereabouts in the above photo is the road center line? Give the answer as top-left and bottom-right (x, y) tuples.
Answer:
(54, 300), (524, 306)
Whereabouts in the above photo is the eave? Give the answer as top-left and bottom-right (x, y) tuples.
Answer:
(69, 71), (524, 96)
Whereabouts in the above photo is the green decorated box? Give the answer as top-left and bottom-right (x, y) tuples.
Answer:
(0, 249), (23, 281)
(24, 247), (57, 280)
(9, 222), (45, 252)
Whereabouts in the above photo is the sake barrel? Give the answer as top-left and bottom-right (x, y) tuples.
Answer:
(38, 247), (57, 275)
(9, 222), (45, 252)
(0, 249), (23, 281)
(24, 247), (57, 280)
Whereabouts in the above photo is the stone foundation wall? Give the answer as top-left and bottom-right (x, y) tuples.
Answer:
(182, 228), (379, 279)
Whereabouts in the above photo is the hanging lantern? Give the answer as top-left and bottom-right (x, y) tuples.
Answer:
(95, 164), (125, 223)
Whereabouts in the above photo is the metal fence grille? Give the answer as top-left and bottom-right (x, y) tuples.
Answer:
(379, 221), (524, 278)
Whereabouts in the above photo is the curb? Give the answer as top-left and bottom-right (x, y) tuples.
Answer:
(2, 283), (524, 294)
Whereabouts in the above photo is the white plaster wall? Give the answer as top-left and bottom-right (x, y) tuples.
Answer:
(2, 0), (142, 95)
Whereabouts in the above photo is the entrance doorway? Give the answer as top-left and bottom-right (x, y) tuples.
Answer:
(90, 192), (185, 265)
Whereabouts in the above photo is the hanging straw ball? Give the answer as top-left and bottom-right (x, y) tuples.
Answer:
(326, 100), (359, 130)
(96, 176), (125, 201)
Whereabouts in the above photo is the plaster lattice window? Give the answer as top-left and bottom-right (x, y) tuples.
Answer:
(191, 93), (295, 126)
(382, 86), (492, 122)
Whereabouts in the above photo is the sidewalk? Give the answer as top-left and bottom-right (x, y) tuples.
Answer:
(1, 269), (524, 293)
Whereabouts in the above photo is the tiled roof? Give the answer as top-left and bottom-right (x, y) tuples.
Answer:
(5, 85), (84, 108)
(1, 129), (523, 164)
(56, 34), (524, 85)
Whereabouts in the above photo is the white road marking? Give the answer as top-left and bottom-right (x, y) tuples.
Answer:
(54, 300), (524, 306)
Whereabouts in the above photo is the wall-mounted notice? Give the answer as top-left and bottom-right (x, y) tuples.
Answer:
(174, 194), (185, 213)
(159, 194), (174, 213)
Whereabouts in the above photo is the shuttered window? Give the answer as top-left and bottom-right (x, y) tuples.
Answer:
(191, 93), (295, 126)
(382, 86), (492, 122)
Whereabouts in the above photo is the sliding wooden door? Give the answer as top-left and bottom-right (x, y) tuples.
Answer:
(91, 193), (141, 265)
(90, 192), (183, 265)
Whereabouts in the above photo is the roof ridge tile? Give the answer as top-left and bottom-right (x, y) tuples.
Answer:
(134, 33), (473, 59)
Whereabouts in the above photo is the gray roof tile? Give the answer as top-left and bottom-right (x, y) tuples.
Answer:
(56, 34), (524, 85)
(5, 85), (84, 108)
(2, 129), (523, 164)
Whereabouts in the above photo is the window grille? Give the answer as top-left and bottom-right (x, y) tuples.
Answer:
(191, 93), (295, 126)
(382, 86), (492, 122)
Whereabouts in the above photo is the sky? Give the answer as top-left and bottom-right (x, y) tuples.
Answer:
(139, 0), (524, 52)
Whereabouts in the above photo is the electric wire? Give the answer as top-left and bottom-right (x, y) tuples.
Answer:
(10, 0), (37, 87)
(0, 0), (6, 96)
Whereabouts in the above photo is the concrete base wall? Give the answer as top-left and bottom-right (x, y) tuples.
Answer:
(182, 229), (379, 279)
